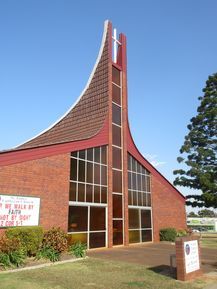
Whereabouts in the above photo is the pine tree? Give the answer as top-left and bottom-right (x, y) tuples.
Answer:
(174, 73), (217, 208)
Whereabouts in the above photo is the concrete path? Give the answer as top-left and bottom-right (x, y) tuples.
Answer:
(88, 243), (217, 274)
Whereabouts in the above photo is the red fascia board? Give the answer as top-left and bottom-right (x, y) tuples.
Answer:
(127, 123), (185, 202)
(0, 118), (109, 167)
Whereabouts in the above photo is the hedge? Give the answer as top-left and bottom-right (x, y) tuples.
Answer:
(159, 228), (177, 242)
(6, 226), (43, 256)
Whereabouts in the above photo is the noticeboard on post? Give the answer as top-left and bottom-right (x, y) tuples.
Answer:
(0, 194), (40, 227)
(184, 240), (200, 274)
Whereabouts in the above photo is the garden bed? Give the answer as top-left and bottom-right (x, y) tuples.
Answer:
(0, 226), (87, 271)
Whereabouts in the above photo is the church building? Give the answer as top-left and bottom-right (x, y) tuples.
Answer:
(0, 21), (186, 248)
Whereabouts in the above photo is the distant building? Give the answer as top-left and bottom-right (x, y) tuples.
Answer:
(187, 218), (217, 232)
(0, 21), (186, 248)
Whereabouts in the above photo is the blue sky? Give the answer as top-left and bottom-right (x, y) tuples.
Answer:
(0, 1), (216, 206)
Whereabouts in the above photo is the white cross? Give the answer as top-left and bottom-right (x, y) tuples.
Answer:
(112, 28), (121, 63)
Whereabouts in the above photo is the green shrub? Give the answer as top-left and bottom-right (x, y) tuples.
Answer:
(0, 235), (21, 254)
(160, 228), (177, 242)
(0, 236), (26, 268)
(176, 229), (188, 237)
(0, 252), (11, 269)
(6, 226), (43, 256)
(8, 249), (26, 267)
(69, 242), (87, 258)
(36, 246), (60, 262)
(42, 227), (67, 253)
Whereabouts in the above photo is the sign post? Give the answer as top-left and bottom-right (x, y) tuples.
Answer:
(175, 236), (202, 281)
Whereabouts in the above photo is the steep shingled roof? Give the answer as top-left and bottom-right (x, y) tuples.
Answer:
(17, 22), (109, 149)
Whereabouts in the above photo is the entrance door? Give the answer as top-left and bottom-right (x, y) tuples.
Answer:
(68, 205), (107, 249)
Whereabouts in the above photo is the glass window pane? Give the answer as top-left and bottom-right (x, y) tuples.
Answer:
(113, 220), (123, 245)
(78, 160), (85, 182)
(138, 192), (142, 206)
(89, 232), (105, 249)
(87, 148), (93, 161)
(112, 146), (122, 169)
(86, 162), (93, 183)
(112, 83), (121, 105)
(128, 154), (132, 171)
(112, 104), (121, 126)
(86, 184), (93, 203)
(142, 230), (152, 242)
(69, 182), (76, 201)
(132, 158), (136, 172)
(94, 185), (100, 203)
(147, 193), (151, 206)
(94, 164), (100, 184)
(137, 174), (142, 191)
(70, 158), (77, 181)
(112, 170), (122, 193)
(90, 207), (105, 231)
(128, 190), (132, 205)
(71, 151), (77, 158)
(112, 66), (120, 85)
(101, 165), (107, 186)
(113, 194), (122, 218)
(143, 193), (147, 206)
(101, 186), (107, 203)
(142, 175), (146, 191)
(68, 233), (87, 246)
(129, 208), (140, 229)
(132, 173), (137, 190)
(78, 183), (85, 202)
(133, 191), (137, 206)
(137, 163), (142, 174)
(94, 147), (100, 163)
(68, 206), (88, 232)
(101, 146), (107, 164)
(146, 176), (151, 192)
(128, 172), (132, 189)
(112, 125), (121, 147)
(79, 150), (85, 159)
(141, 210), (151, 228)
(129, 230), (140, 244)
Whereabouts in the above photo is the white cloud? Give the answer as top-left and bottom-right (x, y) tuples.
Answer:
(144, 153), (166, 168)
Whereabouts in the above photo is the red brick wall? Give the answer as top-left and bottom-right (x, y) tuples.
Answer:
(152, 175), (187, 242)
(0, 153), (70, 232)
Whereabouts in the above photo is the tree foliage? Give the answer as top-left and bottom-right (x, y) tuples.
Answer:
(174, 73), (217, 208)
(198, 209), (216, 218)
(187, 211), (198, 217)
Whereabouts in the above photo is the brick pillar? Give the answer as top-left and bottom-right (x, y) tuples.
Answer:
(107, 21), (113, 248)
(176, 235), (203, 281)
(120, 33), (129, 246)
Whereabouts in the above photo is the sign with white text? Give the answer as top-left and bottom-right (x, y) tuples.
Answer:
(184, 240), (200, 274)
(0, 195), (40, 227)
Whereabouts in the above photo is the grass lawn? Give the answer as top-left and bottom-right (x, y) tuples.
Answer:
(200, 233), (217, 248)
(0, 258), (215, 289)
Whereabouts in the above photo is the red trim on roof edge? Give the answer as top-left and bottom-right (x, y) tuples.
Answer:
(0, 116), (109, 167)
(127, 121), (185, 202)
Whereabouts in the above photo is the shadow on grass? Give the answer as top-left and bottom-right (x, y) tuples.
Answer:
(147, 265), (177, 279)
